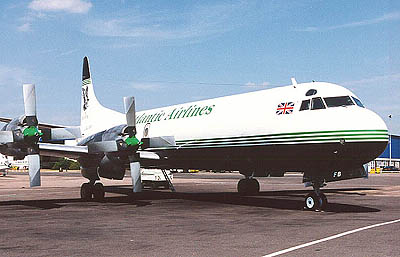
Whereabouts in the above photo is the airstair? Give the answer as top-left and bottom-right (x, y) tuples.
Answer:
(161, 169), (176, 192)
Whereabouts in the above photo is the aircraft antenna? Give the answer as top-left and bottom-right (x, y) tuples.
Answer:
(291, 78), (297, 88)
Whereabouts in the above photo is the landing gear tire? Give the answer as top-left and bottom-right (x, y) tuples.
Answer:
(305, 192), (319, 210)
(320, 193), (328, 210)
(237, 178), (260, 195)
(93, 183), (105, 202)
(304, 192), (327, 211)
(80, 183), (93, 201)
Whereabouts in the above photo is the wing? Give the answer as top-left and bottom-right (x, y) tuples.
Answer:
(38, 143), (160, 160)
(0, 117), (65, 129)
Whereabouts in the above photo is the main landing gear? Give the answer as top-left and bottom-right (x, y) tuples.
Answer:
(237, 177), (260, 195)
(304, 182), (327, 211)
(80, 181), (105, 201)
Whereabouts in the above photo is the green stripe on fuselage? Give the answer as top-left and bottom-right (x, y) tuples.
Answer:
(176, 130), (388, 144)
(175, 136), (388, 148)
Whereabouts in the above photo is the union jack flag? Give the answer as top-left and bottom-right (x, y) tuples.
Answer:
(276, 102), (294, 115)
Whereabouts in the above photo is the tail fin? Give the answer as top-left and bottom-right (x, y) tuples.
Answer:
(80, 57), (124, 136)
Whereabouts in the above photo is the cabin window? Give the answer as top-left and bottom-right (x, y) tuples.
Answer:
(324, 96), (354, 108)
(311, 97), (325, 110)
(352, 96), (365, 108)
(299, 100), (310, 111)
(306, 89), (317, 96)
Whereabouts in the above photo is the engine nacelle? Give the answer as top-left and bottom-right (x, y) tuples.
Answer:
(97, 154), (126, 180)
(0, 116), (30, 159)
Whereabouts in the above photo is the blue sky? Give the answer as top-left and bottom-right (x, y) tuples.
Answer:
(0, 0), (399, 134)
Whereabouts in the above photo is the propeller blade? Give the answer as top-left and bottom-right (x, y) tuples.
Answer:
(124, 96), (142, 192)
(129, 160), (142, 193)
(28, 153), (41, 187)
(123, 96), (136, 128)
(23, 84), (38, 126)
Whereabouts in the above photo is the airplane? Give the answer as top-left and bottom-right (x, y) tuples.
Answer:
(0, 57), (388, 211)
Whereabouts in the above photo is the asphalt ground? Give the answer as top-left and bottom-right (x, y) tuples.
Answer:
(0, 171), (399, 257)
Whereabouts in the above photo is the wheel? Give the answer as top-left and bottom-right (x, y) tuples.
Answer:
(238, 179), (249, 195)
(237, 179), (259, 195)
(80, 183), (93, 201)
(93, 183), (105, 202)
(320, 193), (328, 210)
(304, 192), (322, 211)
(250, 178), (260, 194)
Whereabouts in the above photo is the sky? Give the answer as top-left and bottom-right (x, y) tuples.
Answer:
(0, 0), (399, 134)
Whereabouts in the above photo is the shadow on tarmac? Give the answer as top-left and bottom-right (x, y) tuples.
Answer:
(0, 186), (379, 213)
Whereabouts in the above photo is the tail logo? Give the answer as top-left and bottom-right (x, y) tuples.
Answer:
(82, 79), (90, 111)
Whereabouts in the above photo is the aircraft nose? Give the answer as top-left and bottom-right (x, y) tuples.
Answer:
(363, 108), (388, 133)
(350, 108), (389, 162)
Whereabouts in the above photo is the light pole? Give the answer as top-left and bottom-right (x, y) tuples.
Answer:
(388, 114), (392, 166)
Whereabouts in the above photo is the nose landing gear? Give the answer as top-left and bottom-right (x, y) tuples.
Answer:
(304, 181), (327, 211)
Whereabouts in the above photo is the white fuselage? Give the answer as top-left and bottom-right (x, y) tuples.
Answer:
(84, 82), (387, 143)
(79, 81), (388, 173)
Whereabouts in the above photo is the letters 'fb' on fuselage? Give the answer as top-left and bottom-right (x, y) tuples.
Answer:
(80, 57), (388, 175)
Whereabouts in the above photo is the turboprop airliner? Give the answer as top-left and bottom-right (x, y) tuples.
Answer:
(0, 57), (388, 210)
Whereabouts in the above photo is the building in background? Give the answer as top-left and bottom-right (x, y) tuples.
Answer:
(369, 134), (400, 171)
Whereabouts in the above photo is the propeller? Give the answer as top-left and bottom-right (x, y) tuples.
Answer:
(123, 96), (142, 193)
(0, 84), (42, 186)
(22, 84), (42, 187)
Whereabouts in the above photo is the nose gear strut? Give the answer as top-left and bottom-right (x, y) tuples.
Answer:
(304, 180), (327, 211)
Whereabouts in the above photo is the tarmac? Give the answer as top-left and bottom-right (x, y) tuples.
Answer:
(0, 170), (399, 257)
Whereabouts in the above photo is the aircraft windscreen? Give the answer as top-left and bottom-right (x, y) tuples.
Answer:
(324, 96), (354, 108)
(311, 97), (325, 110)
(352, 96), (365, 108)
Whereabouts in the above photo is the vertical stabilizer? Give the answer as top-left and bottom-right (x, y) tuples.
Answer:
(80, 57), (125, 136)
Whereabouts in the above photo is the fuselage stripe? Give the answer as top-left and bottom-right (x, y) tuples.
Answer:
(176, 137), (388, 147)
(176, 129), (388, 144)
(144, 136), (387, 150)
(176, 133), (388, 145)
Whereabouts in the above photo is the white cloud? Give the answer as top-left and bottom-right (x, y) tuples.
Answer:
(17, 22), (32, 32)
(82, 2), (247, 44)
(131, 83), (163, 91)
(296, 11), (400, 32)
(29, 0), (92, 14)
(0, 65), (33, 87)
(341, 73), (400, 87)
(58, 49), (78, 56)
(244, 81), (270, 88)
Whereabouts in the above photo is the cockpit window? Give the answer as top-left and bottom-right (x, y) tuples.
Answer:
(299, 100), (310, 111)
(324, 96), (354, 108)
(311, 97), (325, 110)
(306, 89), (317, 96)
(351, 96), (365, 108)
